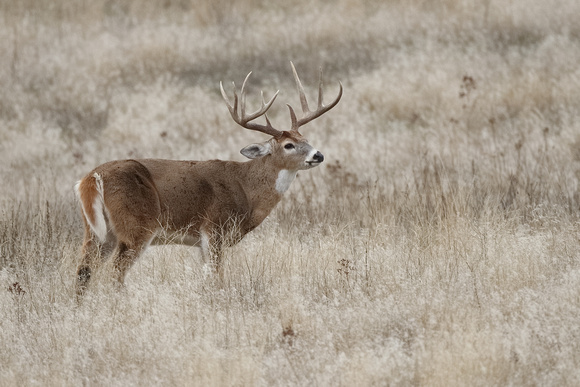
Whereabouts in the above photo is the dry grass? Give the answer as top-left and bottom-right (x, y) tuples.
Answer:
(2, 0), (580, 385)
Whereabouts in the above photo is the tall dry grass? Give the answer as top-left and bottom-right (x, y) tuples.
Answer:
(2, 0), (580, 385)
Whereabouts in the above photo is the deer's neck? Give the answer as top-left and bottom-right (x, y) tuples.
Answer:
(243, 157), (298, 196)
(238, 159), (297, 226)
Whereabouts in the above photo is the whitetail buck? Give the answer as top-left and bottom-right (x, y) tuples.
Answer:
(75, 62), (342, 295)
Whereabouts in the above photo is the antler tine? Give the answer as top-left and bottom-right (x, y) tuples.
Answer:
(219, 81), (235, 116)
(317, 66), (324, 109)
(244, 89), (279, 123)
(288, 61), (343, 131)
(287, 103), (298, 130)
(291, 61), (310, 115)
(239, 71), (252, 120)
(220, 72), (282, 138)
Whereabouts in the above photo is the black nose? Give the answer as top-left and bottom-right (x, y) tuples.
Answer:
(313, 151), (324, 163)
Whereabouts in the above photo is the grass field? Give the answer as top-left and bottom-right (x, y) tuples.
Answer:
(2, 0), (580, 385)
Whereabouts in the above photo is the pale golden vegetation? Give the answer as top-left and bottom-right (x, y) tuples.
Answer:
(1, 0), (580, 385)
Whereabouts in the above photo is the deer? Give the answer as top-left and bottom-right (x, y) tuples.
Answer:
(74, 62), (342, 295)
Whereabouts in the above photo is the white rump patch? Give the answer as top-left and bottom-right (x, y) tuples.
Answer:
(275, 170), (297, 194)
(76, 173), (107, 242)
(90, 173), (107, 242)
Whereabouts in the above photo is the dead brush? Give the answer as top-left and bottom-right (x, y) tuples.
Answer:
(281, 324), (296, 346)
(7, 281), (26, 296)
(336, 258), (357, 292)
(1, 199), (78, 272)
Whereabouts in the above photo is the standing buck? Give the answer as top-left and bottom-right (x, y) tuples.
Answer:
(75, 62), (342, 295)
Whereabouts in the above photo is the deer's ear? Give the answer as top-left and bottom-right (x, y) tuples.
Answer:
(240, 142), (272, 159)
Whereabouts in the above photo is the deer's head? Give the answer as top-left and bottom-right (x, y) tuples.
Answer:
(220, 62), (342, 172)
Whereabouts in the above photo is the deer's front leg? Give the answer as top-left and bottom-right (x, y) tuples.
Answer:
(200, 227), (224, 281)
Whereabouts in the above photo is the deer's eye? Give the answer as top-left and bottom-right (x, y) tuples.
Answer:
(284, 143), (295, 150)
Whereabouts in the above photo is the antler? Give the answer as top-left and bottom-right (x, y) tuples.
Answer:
(220, 72), (283, 138)
(287, 62), (343, 132)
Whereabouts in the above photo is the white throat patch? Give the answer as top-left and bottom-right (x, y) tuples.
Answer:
(275, 170), (297, 194)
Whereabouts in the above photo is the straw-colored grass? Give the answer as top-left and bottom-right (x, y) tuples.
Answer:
(2, 0), (580, 385)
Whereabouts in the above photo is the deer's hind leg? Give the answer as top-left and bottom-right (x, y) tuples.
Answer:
(104, 169), (161, 287)
(76, 219), (116, 296)
(110, 230), (155, 286)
